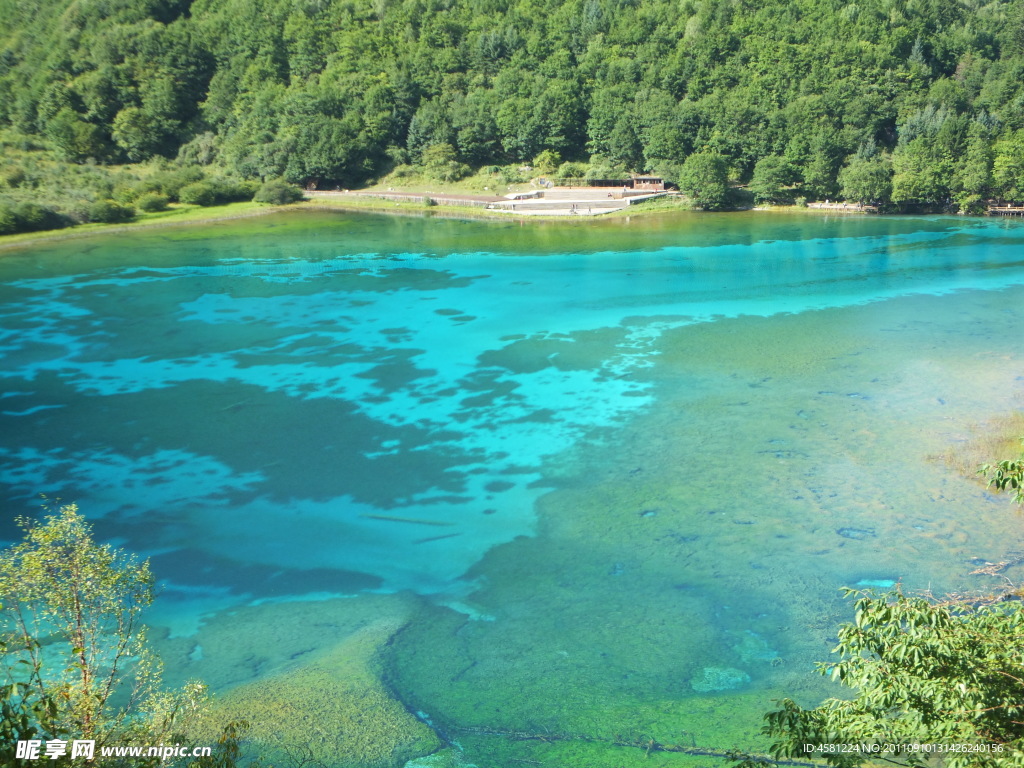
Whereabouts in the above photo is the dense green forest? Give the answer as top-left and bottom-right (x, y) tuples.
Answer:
(3, 0), (1024, 226)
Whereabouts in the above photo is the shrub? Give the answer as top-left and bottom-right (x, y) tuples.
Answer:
(420, 144), (471, 182)
(0, 503), (211, 752)
(1, 165), (26, 188)
(88, 199), (135, 223)
(532, 150), (561, 175)
(556, 161), (588, 178)
(253, 180), (304, 205)
(178, 181), (217, 206)
(135, 192), (170, 212)
(387, 163), (418, 180)
(748, 588), (1024, 768)
(585, 154), (629, 180)
(113, 177), (162, 203)
(956, 193), (987, 215)
(62, 203), (92, 224)
(0, 203), (18, 234)
(13, 202), (65, 232)
(213, 178), (259, 203)
(176, 178), (257, 206)
(498, 165), (529, 183)
(111, 183), (138, 203)
(176, 131), (218, 165)
(153, 167), (205, 201)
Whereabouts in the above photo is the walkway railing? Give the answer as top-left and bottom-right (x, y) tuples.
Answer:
(988, 204), (1024, 216)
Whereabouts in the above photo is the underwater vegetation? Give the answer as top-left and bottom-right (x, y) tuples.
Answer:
(3, 214), (1024, 767)
(200, 618), (439, 767)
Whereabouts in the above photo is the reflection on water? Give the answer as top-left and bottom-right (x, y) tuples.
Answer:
(1, 211), (1023, 762)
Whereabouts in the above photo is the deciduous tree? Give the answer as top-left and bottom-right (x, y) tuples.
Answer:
(740, 589), (1024, 768)
(741, 442), (1024, 768)
(678, 151), (729, 209)
(838, 155), (892, 205)
(0, 503), (206, 749)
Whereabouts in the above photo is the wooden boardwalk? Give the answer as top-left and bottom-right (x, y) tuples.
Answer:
(988, 205), (1024, 216)
(305, 190), (501, 209)
(806, 201), (878, 213)
(487, 187), (672, 215)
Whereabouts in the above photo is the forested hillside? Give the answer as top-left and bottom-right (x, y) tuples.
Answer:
(3, 0), (1024, 214)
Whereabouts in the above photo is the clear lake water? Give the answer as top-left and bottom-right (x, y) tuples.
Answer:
(1, 209), (1023, 764)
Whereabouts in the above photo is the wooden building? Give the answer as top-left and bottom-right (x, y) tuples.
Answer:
(630, 175), (666, 191)
(548, 175), (666, 190)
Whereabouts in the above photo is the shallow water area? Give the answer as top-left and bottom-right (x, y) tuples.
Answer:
(2, 210), (1024, 765)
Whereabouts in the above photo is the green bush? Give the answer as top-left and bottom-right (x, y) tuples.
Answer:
(532, 150), (565, 176)
(748, 588), (1024, 768)
(556, 161), (588, 178)
(0, 204), (18, 234)
(135, 192), (170, 212)
(1, 166), (26, 188)
(212, 178), (258, 203)
(62, 203), (92, 225)
(113, 177), (163, 203)
(111, 183), (138, 203)
(498, 164), (529, 183)
(387, 163), (418, 180)
(153, 167), (205, 201)
(176, 178), (257, 207)
(420, 144), (471, 182)
(531, 150), (561, 176)
(13, 202), (65, 232)
(0, 201), (70, 234)
(176, 131), (218, 166)
(88, 199), (135, 223)
(253, 180), (304, 205)
(178, 181), (217, 206)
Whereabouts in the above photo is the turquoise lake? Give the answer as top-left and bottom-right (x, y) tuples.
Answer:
(1, 209), (1023, 764)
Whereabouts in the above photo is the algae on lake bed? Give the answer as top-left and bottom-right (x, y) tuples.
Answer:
(181, 599), (439, 768)
(2, 212), (1024, 767)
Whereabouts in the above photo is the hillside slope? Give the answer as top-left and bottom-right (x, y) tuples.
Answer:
(2, 0), (1024, 205)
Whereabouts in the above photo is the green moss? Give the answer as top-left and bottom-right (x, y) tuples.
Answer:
(452, 713), (771, 768)
(154, 595), (441, 768)
(202, 618), (440, 767)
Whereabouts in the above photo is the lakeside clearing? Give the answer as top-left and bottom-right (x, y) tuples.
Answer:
(0, 187), (888, 253)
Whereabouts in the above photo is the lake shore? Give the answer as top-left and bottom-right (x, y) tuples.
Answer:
(0, 201), (287, 252)
(0, 189), (884, 253)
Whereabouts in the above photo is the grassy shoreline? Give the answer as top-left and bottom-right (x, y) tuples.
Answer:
(0, 191), (887, 253)
(0, 201), (292, 252)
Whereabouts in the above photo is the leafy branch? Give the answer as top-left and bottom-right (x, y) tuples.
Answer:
(980, 454), (1024, 506)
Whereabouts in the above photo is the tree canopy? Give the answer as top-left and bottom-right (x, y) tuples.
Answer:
(4, 0), (1024, 208)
